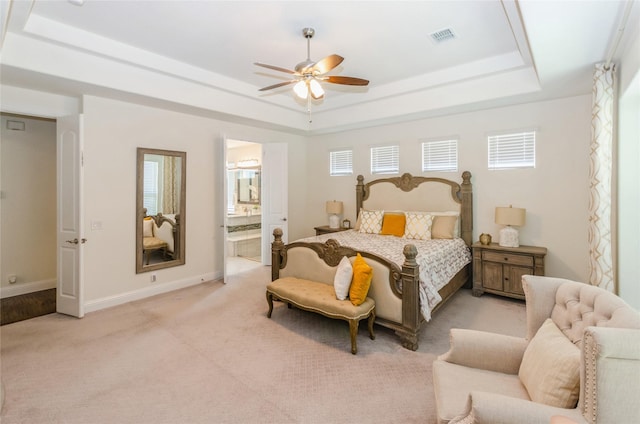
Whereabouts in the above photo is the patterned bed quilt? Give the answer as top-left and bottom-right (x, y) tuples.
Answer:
(296, 230), (471, 321)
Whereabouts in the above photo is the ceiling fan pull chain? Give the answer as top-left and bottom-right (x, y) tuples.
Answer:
(307, 96), (312, 123)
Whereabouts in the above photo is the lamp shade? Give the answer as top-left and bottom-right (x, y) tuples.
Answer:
(495, 206), (526, 226)
(326, 201), (343, 215)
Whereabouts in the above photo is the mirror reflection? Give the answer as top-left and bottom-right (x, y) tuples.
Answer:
(236, 169), (260, 204)
(136, 148), (186, 273)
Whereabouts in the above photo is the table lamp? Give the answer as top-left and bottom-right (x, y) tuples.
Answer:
(326, 201), (343, 229)
(495, 205), (526, 247)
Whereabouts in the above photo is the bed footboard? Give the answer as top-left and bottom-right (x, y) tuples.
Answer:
(271, 228), (422, 350)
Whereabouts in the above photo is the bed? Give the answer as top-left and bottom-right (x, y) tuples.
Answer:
(271, 171), (473, 350)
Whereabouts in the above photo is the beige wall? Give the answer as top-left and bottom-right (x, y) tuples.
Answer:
(306, 95), (592, 283)
(0, 115), (57, 295)
(617, 25), (640, 309)
(80, 96), (307, 306)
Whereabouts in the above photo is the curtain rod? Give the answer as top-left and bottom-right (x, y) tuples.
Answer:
(605, 0), (635, 68)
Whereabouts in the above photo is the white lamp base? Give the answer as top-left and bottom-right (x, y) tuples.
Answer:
(499, 226), (520, 247)
(329, 214), (340, 229)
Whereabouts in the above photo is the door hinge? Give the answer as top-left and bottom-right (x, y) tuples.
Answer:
(81, 152), (84, 166)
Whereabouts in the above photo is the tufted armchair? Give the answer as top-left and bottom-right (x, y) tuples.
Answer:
(432, 275), (640, 424)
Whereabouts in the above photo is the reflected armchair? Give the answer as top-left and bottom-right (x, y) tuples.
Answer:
(432, 275), (640, 424)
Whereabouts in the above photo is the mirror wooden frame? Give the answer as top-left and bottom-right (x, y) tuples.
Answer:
(136, 147), (186, 273)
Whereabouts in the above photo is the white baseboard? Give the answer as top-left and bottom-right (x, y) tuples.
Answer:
(0, 278), (56, 299)
(84, 271), (222, 314)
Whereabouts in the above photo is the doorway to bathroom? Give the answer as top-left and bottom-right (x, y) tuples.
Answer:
(225, 139), (263, 276)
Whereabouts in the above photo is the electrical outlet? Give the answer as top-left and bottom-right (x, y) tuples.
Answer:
(150, 273), (156, 282)
(8, 274), (17, 284)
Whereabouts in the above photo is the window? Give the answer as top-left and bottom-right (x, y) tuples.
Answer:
(488, 130), (536, 169)
(422, 139), (458, 172)
(329, 149), (353, 176)
(143, 160), (160, 215)
(371, 145), (399, 174)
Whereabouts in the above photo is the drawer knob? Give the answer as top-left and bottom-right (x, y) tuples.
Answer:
(504, 257), (509, 261)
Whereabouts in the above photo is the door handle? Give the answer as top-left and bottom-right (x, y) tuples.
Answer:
(65, 238), (87, 244)
(281, 218), (287, 221)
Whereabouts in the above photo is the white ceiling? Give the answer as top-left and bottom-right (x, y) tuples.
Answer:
(1, 0), (638, 135)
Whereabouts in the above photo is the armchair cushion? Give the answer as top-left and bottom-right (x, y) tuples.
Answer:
(433, 361), (530, 424)
(519, 318), (580, 408)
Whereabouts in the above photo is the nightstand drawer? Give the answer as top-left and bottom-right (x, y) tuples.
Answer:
(482, 251), (534, 267)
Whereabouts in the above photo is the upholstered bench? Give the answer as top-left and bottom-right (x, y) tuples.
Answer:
(266, 277), (376, 354)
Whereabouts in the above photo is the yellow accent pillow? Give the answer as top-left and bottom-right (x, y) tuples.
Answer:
(349, 253), (373, 306)
(380, 213), (406, 237)
(431, 215), (457, 239)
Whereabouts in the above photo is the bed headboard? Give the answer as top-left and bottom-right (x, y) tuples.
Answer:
(355, 171), (473, 246)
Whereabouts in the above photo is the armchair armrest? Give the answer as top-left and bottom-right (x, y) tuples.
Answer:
(581, 327), (640, 423)
(438, 329), (528, 375)
(452, 392), (586, 424)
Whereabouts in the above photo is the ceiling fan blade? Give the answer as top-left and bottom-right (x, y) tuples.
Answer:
(325, 76), (370, 86)
(310, 54), (344, 74)
(254, 62), (296, 75)
(258, 80), (297, 91)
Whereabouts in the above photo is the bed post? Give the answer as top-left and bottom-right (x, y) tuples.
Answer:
(398, 244), (420, 351)
(460, 171), (473, 246)
(356, 175), (365, 216)
(271, 228), (284, 281)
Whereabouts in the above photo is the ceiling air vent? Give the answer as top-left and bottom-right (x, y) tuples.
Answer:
(430, 28), (456, 43)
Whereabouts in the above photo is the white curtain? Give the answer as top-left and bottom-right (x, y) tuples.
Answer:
(588, 63), (616, 292)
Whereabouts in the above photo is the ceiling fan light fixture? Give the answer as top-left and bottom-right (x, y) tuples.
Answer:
(293, 80), (308, 99)
(309, 79), (324, 99)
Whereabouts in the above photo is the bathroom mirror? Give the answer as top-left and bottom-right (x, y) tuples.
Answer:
(136, 148), (186, 273)
(236, 169), (260, 204)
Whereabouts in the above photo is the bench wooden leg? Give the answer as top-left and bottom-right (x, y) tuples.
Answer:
(368, 309), (376, 340)
(266, 291), (274, 318)
(349, 319), (358, 355)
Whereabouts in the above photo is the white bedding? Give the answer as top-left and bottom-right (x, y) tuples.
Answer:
(297, 230), (471, 321)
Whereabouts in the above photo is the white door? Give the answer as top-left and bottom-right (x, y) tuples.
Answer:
(56, 115), (84, 317)
(261, 143), (288, 265)
(221, 135), (229, 283)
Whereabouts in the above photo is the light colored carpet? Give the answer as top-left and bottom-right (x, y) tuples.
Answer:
(0, 265), (525, 423)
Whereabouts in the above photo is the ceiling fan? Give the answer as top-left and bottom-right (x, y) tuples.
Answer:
(254, 28), (369, 100)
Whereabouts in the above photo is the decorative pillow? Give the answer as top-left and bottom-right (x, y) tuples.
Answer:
(429, 211), (460, 238)
(143, 218), (153, 237)
(380, 213), (406, 237)
(519, 318), (580, 408)
(431, 215), (457, 239)
(349, 253), (373, 306)
(333, 256), (353, 301)
(404, 212), (433, 240)
(359, 210), (384, 234)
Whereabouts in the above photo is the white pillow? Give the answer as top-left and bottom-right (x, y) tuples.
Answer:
(359, 210), (384, 234)
(333, 256), (353, 300)
(404, 212), (433, 240)
(143, 219), (153, 237)
(519, 318), (580, 408)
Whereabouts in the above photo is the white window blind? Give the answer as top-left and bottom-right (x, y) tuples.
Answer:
(371, 145), (399, 174)
(143, 160), (159, 215)
(330, 149), (353, 176)
(422, 139), (458, 172)
(488, 131), (536, 169)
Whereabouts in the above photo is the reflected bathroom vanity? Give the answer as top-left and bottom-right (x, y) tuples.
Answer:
(227, 167), (262, 261)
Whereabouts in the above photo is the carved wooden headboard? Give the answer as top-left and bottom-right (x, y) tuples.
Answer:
(355, 171), (473, 246)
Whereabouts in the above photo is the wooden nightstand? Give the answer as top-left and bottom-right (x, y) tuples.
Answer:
(314, 225), (349, 236)
(472, 242), (547, 300)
